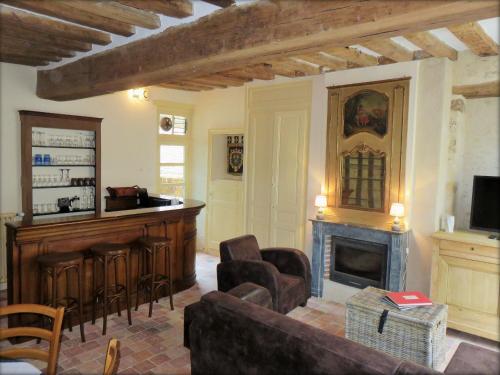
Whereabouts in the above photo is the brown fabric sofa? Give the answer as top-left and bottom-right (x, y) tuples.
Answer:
(188, 290), (499, 375)
(217, 234), (311, 314)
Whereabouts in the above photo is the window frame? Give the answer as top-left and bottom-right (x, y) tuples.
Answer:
(155, 101), (193, 198)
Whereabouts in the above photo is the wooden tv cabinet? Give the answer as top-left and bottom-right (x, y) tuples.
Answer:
(431, 231), (499, 341)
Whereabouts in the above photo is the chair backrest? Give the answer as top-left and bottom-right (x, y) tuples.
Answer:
(103, 338), (120, 375)
(0, 304), (64, 375)
(219, 235), (262, 262)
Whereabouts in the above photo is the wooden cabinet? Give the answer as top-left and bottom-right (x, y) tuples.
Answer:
(20, 110), (102, 220)
(431, 231), (500, 341)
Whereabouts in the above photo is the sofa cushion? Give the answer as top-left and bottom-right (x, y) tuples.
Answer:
(190, 291), (435, 375)
(278, 274), (306, 314)
(220, 235), (262, 262)
(227, 282), (273, 310)
(444, 342), (499, 375)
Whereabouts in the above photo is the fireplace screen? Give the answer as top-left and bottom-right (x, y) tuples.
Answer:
(330, 236), (387, 289)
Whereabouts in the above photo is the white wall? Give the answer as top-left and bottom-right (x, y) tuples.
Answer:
(0, 62), (198, 213)
(451, 52), (500, 229)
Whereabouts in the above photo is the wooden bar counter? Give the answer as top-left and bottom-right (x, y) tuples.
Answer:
(5, 199), (205, 327)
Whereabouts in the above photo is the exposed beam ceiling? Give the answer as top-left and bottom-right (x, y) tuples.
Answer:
(360, 39), (413, 62)
(63, 1), (161, 30)
(36, 0), (500, 100)
(0, 53), (49, 66)
(1, 0), (135, 36)
(323, 47), (379, 67)
(0, 24), (93, 52)
(453, 81), (500, 98)
(448, 22), (499, 56)
(221, 64), (276, 81)
(202, 0), (235, 8)
(294, 53), (348, 71)
(0, 6), (111, 45)
(404, 32), (458, 61)
(116, 0), (193, 18)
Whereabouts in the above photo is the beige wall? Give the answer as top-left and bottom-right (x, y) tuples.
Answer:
(0, 62), (198, 213)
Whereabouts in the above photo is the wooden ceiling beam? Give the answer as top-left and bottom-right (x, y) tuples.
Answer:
(448, 22), (499, 56)
(404, 32), (458, 60)
(0, 46), (62, 62)
(272, 58), (321, 76)
(116, 0), (192, 18)
(0, 6), (111, 45)
(1, 36), (76, 58)
(0, 53), (49, 67)
(453, 81), (500, 98)
(199, 73), (250, 85)
(202, 0), (235, 8)
(293, 53), (347, 71)
(1, 0), (133, 36)
(162, 81), (214, 90)
(188, 78), (228, 88)
(64, 1), (161, 30)
(0, 25), (92, 52)
(360, 39), (414, 62)
(322, 47), (379, 67)
(158, 83), (203, 91)
(36, 0), (499, 101)
(222, 64), (275, 81)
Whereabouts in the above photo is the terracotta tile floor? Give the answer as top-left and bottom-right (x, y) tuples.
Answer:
(1, 252), (498, 374)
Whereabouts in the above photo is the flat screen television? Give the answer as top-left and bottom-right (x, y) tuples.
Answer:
(470, 175), (500, 233)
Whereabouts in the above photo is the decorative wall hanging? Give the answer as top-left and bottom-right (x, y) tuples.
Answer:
(227, 135), (244, 176)
(325, 78), (409, 226)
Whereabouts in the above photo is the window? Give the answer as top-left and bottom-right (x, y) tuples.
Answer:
(156, 102), (192, 198)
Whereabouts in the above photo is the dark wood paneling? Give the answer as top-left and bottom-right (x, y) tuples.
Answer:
(6, 202), (204, 329)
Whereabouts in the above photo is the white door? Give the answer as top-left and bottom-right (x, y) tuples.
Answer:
(206, 131), (244, 253)
(246, 82), (311, 250)
(270, 110), (308, 248)
(207, 179), (243, 251)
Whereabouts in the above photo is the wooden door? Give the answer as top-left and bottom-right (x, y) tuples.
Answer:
(206, 130), (244, 253)
(270, 110), (308, 248)
(246, 81), (311, 250)
(207, 179), (244, 251)
(246, 111), (275, 247)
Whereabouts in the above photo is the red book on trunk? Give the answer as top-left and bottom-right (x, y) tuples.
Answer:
(385, 291), (432, 307)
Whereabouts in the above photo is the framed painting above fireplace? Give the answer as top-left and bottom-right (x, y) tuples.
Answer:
(325, 78), (410, 228)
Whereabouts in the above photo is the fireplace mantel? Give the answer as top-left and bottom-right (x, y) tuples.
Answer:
(310, 219), (410, 298)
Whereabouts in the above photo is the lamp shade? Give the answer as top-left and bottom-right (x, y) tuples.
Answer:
(315, 195), (327, 208)
(390, 203), (405, 217)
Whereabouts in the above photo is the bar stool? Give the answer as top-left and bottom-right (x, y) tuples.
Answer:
(90, 243), (132, 335)
(132, 236), (173, 317)
(38, 251), (86, 342)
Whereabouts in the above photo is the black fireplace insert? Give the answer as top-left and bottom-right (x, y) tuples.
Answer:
(330, 236), (388, 289)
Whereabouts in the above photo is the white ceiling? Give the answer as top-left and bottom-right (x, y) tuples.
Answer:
(25, 1), (498, 70)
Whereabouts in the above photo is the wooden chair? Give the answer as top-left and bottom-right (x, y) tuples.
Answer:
(0, 304), (65, 375)
(103, 338), (121, 375)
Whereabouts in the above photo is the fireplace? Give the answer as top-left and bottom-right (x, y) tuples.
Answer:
(330, 236), (388, 289)
(311, 220), (408, 297)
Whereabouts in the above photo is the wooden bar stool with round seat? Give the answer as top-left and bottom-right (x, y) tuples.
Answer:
(90, 243), (132, 335)
(37, 251), (86, 342)
(132, 236), (174, 317)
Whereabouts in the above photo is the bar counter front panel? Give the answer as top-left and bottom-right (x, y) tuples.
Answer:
(6, 200), (205, 327)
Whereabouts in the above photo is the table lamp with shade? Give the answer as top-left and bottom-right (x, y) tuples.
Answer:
(315, 195), (327, 220)
(390, 202), (405, 231)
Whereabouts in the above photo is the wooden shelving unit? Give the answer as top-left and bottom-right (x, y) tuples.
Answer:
(20, 110), (102, 219)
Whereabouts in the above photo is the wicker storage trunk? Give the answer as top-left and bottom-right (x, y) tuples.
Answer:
(346, 287), (447, 369)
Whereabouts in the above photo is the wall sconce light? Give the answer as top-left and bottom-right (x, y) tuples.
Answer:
(390, 202), (405, 231)
(315, 195), (327, 220)
(128, 87), (149, 100)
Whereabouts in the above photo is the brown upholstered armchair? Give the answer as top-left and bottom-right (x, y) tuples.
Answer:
(217, 235), (311, 314)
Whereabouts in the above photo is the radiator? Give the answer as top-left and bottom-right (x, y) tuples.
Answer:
(0, 212), (16, 287)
